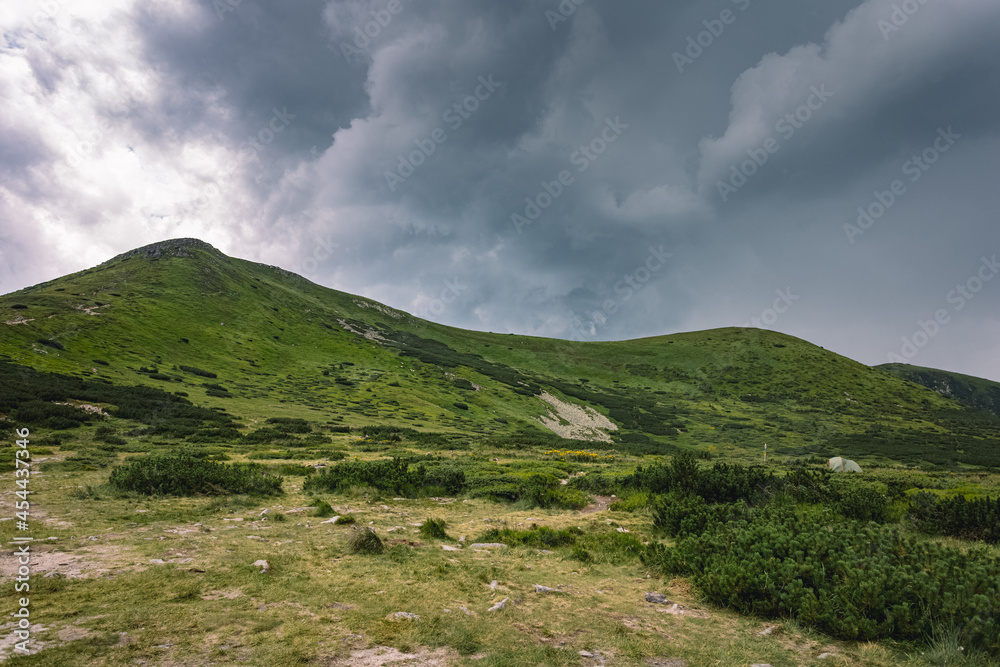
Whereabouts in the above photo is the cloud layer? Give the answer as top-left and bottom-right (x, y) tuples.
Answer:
(2, 0), (999, 380)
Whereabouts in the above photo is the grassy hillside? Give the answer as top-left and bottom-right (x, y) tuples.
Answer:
(2, 237), (998, 470)
(880, 363), (1000, 419)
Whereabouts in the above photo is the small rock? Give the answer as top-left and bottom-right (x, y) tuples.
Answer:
(616, 527), (630, 533)
(645, 592), (668, 604)
(534, 585), (559, 593)
(538, 549), (554, 555)
(579, 651), (594, 658)
(487, 598), (510, 612)
(469, 543), (506, 549)
(751, 664), (773, 667)
(757, 625), (777, 637)
(252, 559), (269, 573)
(319, 516), (341, 525)
(441, 545), (460, 551)
(459, 606), (475, 616)
(149, 559), (166, 564)
(818, 653), (835, 659)
(387, 612), (420, 621)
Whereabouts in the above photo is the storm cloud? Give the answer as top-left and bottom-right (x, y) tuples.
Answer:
(2, 0), (999, 379)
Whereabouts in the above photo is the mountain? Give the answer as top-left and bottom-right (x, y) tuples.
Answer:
(2, 237), (999, 468)
(879, 363), (1000, 419)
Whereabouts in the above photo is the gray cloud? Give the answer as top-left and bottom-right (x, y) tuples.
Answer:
(1, 0), (998, 381)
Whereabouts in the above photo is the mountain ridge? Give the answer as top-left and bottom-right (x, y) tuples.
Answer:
(2, 238), (999, 469)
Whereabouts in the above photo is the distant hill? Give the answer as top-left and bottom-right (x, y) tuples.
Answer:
(2, 237), (999, 468)
(879, 363), (1000, 419)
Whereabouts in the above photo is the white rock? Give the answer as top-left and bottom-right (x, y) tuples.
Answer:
(252, 559), (269, 573)
(487, 598), (510, 612)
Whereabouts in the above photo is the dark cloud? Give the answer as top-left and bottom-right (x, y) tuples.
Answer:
(1, 0), (998, 381)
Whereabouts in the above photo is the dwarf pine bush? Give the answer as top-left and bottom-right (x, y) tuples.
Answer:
(643, 511), (1000, 653)
(108, 454), (282, 496)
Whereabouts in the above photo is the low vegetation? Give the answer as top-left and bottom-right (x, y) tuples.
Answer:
(107, 454), (283, 496)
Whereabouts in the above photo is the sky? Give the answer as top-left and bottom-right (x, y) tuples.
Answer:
(2, 0), (999, 381)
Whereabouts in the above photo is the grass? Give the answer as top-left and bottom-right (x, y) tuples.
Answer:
(2, 239), (1000, 663)
(3, 432), (1000, 665)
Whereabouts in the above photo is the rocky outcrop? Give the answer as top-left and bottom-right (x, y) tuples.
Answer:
(104, 238), (220, 263)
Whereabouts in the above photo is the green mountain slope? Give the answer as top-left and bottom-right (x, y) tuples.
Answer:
(2, 238), (998, 468)
(879, 363), (1000, 418)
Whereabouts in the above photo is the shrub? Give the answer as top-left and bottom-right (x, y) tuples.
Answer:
(108, 454), (282, 496)
(419, 518), (450, 540)
(311, 500), (336, 518)
(642, 511), (1000, 653)
(837, 484), (890, 523)
(303, 456), (464, 497)
(265, 417), (312, 433)
(348, 528), (384, 555)
(178, 365), (217, 378)
(908, 492), (1000, 543)
(335, 514), (356, 525)
(651, 493), (747, 538)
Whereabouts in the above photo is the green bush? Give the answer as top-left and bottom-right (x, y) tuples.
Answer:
(419, 518), (450, 540)
(311, 500), (336, 518)
(108, 454), (283, 496)
(651, 492), (748, 538)
(642, 512), (1000, 653)
(178, 365), (217, 378)
(908, 492), (1000, 543)
(303, 457), (465, 497)
(837, 483), (890, 523)
(347, 528), (384, 555)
